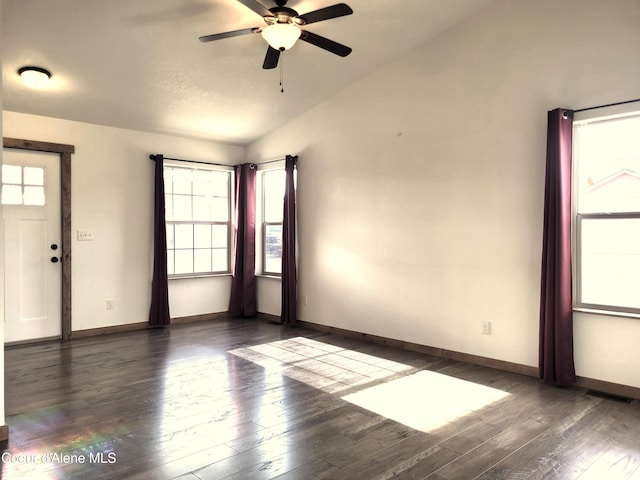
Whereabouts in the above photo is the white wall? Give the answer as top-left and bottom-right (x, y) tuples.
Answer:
(3, 111), (244, 331)
(247, 0), (640, 387)
(0, 0), (6, 428)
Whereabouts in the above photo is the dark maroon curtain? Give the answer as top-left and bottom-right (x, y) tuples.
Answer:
(149, 154), (171, 326)
(229, 163), (257, 317)
(281, 155), (298, 325)
(539, 109), (576, 385)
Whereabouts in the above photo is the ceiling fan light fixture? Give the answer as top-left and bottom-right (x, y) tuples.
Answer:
(261, 23), (301, 51)
(18, 66), (52, 89)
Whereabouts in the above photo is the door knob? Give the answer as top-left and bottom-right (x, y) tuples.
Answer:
(51, 244), (58, 250)
(51, 257), (61, 263)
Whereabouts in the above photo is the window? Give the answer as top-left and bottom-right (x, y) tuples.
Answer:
(262, 169), (286, 275)
(573, 112), (640, 314)
(1, 164), (46, 206)
(164, 164), (232, 276)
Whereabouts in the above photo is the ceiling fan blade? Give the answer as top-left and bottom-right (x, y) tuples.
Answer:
(199, 27), (258, 42)
(263, 46), (281, 69)
(300, 30), (352, 57)
(236, 0), (273, 18)
(297, 3), (353, 25)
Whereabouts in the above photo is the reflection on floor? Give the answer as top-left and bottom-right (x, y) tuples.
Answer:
(229, 336), (413, 394)
(344, 370), (510, 432)
(230, 337), (509, 433)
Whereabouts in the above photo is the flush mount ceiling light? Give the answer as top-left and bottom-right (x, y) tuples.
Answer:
(261, 23), (301, 51)
(18, 66), (52, 89)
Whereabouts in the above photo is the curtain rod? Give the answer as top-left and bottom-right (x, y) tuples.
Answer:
(574, 98), (640, 113)
(149, 154), (292, 167)
(256, 157), (286, 166)
(149, 154), (234, 168)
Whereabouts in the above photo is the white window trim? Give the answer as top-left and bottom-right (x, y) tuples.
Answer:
(164, 160), (234, 278)
(256, 160), (285, 277)
(572, 104), (640, 317)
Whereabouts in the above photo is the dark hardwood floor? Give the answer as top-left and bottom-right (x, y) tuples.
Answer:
(2, 318), (640, 479)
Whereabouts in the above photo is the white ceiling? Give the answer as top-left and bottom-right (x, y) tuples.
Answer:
(2, 0), (493, 145)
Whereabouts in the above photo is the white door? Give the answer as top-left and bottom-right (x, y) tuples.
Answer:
(2, 148), (61, 343)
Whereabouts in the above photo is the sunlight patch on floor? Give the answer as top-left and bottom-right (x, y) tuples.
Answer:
(342, 370), (510, 432)
(229, 337), (413, 394)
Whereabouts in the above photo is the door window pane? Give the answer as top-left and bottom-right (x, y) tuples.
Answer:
(2, 165), (47, 206)
(24, 167), (44, 186)
(2, 165), (22, 184)
(2, 185), (22, 205)
(24, 186), (45, 206)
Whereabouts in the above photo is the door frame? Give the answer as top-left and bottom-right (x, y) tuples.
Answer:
(3, 137), (75, 340)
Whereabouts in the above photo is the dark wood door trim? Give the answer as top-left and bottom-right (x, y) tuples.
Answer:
(3, 137), (75, 340)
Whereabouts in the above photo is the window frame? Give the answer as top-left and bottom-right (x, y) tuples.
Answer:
(1, 164), (47, 206)
(163, 160), (234, 278)
(258, 163), (286, 277)
(572, 107), (640, 316)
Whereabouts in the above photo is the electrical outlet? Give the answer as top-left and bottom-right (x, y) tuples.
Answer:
(106, 299), (114, 310)
(482, 321), (491, 335)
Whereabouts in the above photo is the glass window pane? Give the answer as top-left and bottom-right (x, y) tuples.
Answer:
(24, 167), (45, 186)
(173, 195), (192, 221)
(212, 225), (228, 248)
(167, 250), (175, 275)
(166, 224), (175, 249)
(264, 255), (281, 275)
(193, 196), (212, 222)
(192, 170), (212, 196)
(264, 170), (286, 222)
(163, 166), (231, 276)
(174, 224), (193, 249)
(211, 197), (229, 222)
(2, 165), (22, 185)
(265, 224), (282, 274)
(164, 194), (174, 221)
(172, 168), (192, 194)
(163, 167), (173, 195)
(575, 115), (640, 214)
(2, 185), (22, 205)
(580, 217), (640, 309)
(194, 249), (212, 273)
(212, 249), (228, 272)
(194, 224), (212, 248)
(174, 250), (194, 275)
(23, 186), (45, 206)
(211, 171), (229, 197)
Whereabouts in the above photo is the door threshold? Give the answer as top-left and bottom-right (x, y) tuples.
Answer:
(5, 335), (62, 348)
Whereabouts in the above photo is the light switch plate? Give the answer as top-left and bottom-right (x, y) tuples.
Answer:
(77, 230), (94, 241)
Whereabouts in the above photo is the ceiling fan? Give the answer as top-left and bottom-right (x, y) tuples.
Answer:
(199, 0), (353, 69)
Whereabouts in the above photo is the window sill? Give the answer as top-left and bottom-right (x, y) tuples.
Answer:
(256, 274), (281, 280)
(169, 273), (232, 280)
(573, 306), (640, 320)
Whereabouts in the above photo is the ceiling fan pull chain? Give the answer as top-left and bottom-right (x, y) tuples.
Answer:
(280, 51), (285, 93)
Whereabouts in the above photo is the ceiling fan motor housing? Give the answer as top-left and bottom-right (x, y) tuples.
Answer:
(266, 6), (305, 25)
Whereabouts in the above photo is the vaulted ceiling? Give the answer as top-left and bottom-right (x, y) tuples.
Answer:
(2, 0), (493, 145)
